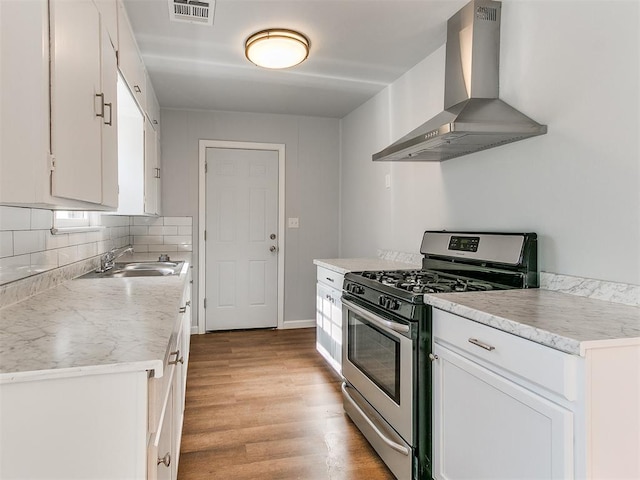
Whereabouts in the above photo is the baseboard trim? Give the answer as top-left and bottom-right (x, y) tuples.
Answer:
(281, 319), (316, 329)
(191, 326), (199, 335)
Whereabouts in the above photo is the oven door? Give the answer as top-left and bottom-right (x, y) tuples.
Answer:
(342, 296), (414, 443)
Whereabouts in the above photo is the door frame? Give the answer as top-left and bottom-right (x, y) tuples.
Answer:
(198, 139), (286, 334)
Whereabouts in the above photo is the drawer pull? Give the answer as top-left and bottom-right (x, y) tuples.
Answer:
(468, 338), (495, 351)
(169, 350), (184, 365)
(157, 452), (171, 467)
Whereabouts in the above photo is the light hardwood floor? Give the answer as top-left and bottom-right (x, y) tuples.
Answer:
(177, 327), (395, 480)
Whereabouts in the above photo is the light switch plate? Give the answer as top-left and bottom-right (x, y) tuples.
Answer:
(288, 217), (299, 228)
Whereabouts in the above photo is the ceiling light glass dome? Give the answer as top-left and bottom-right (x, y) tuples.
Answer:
(245, 29), (310, 69)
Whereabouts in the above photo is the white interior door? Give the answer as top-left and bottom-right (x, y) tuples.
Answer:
(205, 147), (279, 331)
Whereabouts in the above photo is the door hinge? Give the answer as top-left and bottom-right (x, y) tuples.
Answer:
(204, 230), (207, 241)
(48, 154), (56, 172)
(204, 298), (207, 309)
(204, 161), (208, 173)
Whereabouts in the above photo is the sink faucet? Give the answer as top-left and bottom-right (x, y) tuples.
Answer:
(98, 246), (133, 272)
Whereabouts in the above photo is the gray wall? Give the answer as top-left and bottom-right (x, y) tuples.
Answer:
(160, 109), (340, 328)
(340, 0), (640, 285)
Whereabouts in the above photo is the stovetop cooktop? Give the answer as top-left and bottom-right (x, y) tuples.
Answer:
(360, 269), (496, 294)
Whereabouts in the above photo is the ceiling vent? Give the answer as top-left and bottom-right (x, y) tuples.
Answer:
(168, 0), (215, 26)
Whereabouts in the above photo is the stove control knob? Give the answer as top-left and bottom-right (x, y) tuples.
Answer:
(378, 295), (387, 307)
(389, 299), (400, 310)
(355, 285), (365, 295)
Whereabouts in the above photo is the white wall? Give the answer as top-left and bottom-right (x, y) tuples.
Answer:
(160, 109), (340, 328)
(340, 0), (640, 285)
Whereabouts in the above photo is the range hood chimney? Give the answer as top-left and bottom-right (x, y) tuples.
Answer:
(373, 0), (547, 162)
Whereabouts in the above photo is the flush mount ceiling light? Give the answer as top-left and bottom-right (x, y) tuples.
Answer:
(245, 29), (310, 69)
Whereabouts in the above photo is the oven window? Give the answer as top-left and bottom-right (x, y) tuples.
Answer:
(347, 312), (401, 404)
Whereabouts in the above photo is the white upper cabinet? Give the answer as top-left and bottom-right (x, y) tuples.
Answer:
(94, 0), (118, 49)
(144, 116), (160, 215)
(0, 0), (118, 210)
(146, 73), (161, 132)
(100, 23), (120, 209)
(117, 1), (146, 112)
(50, 0), (102, 204)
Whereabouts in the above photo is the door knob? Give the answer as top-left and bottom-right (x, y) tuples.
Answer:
(270, 245), (278, 252)
(270, 233), (276, 240)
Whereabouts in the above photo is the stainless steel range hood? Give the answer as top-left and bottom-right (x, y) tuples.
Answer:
(373, 0), (547, 162)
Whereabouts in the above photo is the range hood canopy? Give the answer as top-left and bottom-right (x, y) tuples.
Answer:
(373, 0), (547, 162)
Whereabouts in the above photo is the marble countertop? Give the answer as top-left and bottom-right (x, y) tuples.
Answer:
(425, 289), (640, 356)
(0, 256), (191, 384)
(314, 258), (420, 275)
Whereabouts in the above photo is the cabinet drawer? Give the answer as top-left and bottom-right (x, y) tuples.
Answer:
(433, 309), (577, 400)
(317, 266), (344, 289)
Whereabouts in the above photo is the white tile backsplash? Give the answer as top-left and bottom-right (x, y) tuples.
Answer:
(133, 216), (164, 226)
(30, 209), (53, 230)
(164, 217), (192, 226)
(13, 230), (46, 255)
(148, 226), (178, 236)
(148, 244), (178, 252)
(129, 226), (149, 236)
(133, 235), (164, 245)
(130, 216), (193, 254)
(0, 212), (191, 286)
(163, 235), (191, 246)
(57, 245), (80, 266)
(0, 208), (131, 285)
(0, 206), (31, 231)
(31, 250), (58, 270)
(0, 232), (13, 258)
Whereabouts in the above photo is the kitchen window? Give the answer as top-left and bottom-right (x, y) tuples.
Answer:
(51, 211), (102, 234)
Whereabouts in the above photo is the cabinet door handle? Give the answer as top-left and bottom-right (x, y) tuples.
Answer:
(157, 452), (171, 467)
(179, 306), (187, 313)
(134, 85), (141, 93)
(155, 167), (161, 179)
(169, 350), (184, 365)
(95, 93), (105, 118)
(104, 102), (113, 126)
(468, 338), (495, 351)
(326, 277), (334, 282)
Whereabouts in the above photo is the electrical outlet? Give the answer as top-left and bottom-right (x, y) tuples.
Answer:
(288, 217), (299, 228)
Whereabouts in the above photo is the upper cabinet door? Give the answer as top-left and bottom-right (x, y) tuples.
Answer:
(94, 0), (118, 49)
(100, 19), (119, 209)
(118, 1), (147, 111)
(49, 0), (103, 204)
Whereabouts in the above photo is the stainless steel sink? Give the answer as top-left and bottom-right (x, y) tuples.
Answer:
(79, 261), (185, 279)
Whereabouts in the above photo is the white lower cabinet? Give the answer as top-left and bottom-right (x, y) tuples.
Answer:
(432, 343), (573, 479)
(0, 275), (192, 480)
(432, 308), (640, 480)
(316, 266), (343, 375)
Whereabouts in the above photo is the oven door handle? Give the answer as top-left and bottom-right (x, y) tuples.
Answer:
(342, 298), (410, 335)
(341, 382), (410, 456)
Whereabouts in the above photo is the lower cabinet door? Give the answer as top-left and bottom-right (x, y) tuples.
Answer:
(432, 343), (574, 480)
(148, 367), (175, 480)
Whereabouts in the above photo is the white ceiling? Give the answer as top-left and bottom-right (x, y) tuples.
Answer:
(123, 0), (467, 118)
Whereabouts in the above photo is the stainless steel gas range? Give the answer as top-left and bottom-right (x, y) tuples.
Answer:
(341, 231), (538, 479)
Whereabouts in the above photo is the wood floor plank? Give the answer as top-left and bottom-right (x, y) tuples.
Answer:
(178, 328), (394, 479)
